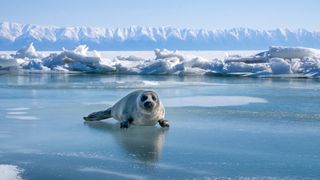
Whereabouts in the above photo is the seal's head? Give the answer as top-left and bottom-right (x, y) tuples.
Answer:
(138, 91), (160, 112)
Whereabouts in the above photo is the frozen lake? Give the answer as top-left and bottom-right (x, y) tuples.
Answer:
(1, 74), (320, 179)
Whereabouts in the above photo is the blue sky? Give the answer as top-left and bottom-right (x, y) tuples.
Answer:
(1, 0), (319, 30)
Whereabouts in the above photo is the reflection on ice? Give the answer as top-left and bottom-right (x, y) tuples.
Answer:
(5, 116), (39, 120)
(6, 112), (28, 115)
(6, 107), (30, 111)
(84, 121), (168, 162)
(4, 107), (37, 120)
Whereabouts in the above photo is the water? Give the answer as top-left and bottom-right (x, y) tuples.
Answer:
(0, 74), (320, 179)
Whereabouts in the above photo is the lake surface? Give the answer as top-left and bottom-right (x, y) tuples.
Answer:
(0, 74), (320, 179)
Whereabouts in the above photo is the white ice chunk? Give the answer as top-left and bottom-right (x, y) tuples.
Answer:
(41, 45), (115, 72)
(73, 44), (89, 56)
(223, 62), (269, 73)
(269, 58), (292, 74)
(291, 57), (320, 74)
(154, 49), (184, 61)
(0, 54), (25, 68)
(1, 44), (320, 77)
(268, 46), (319, 59)
(15, 42), (44, 59)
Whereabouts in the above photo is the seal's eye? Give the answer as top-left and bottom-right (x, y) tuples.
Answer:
(141, 95), (148, 102)
(152, 95), (157, 101)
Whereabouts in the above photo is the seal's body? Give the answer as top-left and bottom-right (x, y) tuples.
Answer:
(84, 90), (169, 128)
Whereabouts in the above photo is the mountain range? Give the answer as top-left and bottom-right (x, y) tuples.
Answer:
(1, 22), (320, 50)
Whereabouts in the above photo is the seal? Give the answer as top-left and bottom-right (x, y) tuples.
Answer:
(83, 90), (169, 128)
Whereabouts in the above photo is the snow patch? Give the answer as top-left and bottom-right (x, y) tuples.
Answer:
(0, 164), (23, 180)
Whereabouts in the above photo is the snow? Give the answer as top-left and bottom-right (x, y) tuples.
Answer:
(1, 44), (320, 77)
(1, 22), (320, 50)
(0, 165), (23, 180)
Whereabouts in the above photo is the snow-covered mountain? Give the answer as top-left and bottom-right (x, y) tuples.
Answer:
(1, 22), (320, 50)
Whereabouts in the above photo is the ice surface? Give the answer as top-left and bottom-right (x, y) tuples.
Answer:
(163, 96), (267, 107)
(79, 167), (145, 179)
(1, 75), (320, 179)
(1, 44), (320, 77)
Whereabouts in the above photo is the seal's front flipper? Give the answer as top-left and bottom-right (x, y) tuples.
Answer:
(83, 108), (112, 121)
(120, 117), (134, 128)
(158, 119), (170, 128)
(120, 121), (129, 128)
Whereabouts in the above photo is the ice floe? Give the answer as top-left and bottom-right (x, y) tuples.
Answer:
(1, 43), (320, 77)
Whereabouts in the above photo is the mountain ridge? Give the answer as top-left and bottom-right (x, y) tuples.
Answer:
(1, 22), (320, 50)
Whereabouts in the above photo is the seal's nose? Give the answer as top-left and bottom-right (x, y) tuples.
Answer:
(144, 101), (154, 109)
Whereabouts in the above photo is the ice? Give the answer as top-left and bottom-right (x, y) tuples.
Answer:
(269, 58), (292, 74)
(40, 45), (115, 72)
(154, 48), (185, 61)
(0, 165), (23, 180)
(222, 62), (268, 73)
(73, 45), (89, 56)
(15, 42), (43, 59)
(5, 115), (39, 120)
(0, 54), (24, 69)
(163, 96), (267, 107)
(6, 112), (28, 115)
(6, 107), (30, 111)
(79, 167), (145, 180)
(1, 75), (320, 179)
(291, 57), (320, 75)
(268, 46), (320, 59)
(1, 44), (320, 77)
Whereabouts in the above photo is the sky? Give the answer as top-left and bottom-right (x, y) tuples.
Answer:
(1, 0), (320, 30)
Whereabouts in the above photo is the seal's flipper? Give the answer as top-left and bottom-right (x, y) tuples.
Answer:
(120, 121), (129, 128)
(120, 117), (133, 128)
(83, 108), (112, 121)
(158, 119), (170, 127)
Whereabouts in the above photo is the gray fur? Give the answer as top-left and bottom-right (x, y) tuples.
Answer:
(83, 90), (169, 128)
